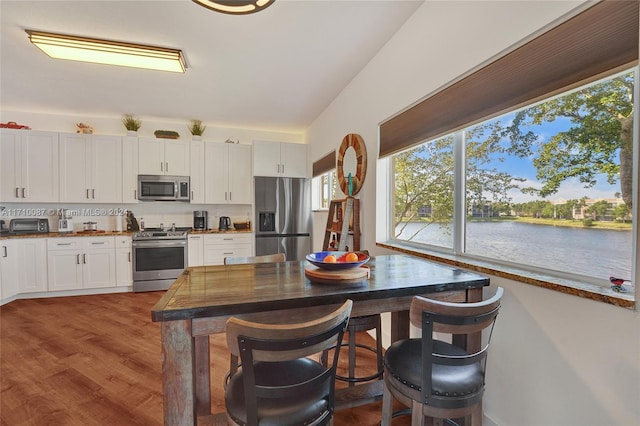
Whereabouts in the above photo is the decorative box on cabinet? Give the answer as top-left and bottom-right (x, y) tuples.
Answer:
(204, 142), (252, 204)
(59, 133), (122, 203)
(0, 129), (59, 202)
(47, 237), (116, 291)
(138, 137), (190, 176)
(253, 140), (308, 178)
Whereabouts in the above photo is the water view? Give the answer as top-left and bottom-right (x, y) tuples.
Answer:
(396, 221), (632, 282)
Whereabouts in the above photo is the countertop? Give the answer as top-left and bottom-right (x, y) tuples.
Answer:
(0, 228), (253, 240)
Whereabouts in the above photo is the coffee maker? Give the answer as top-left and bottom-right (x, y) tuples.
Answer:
(193, 211), (208, 230)
(58, 209), (74, 233)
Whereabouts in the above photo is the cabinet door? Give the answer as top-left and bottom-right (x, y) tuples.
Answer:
(82, 249), (116, 289)
(204, 143), (229, 203)
(48, 250), (83, 291)
(228, 144), (252, 204)
(188, 235), (204, 266)
(164, 140), (190, 176)
(0, 129), (22, 202)
(0, 240), (20, 299)
(138, 137), (165, 174)
(122, 136), (139, 203)
(16, 239), (48, 293)
(115, 248), (132, 287)
(24, 131), (59, 202)
(91, 135), (122, 202)
(253, 141), (281, 177)
(59, 133), (90, 202)
(190, 141), (205, 203)
(281, 143), (308, 178)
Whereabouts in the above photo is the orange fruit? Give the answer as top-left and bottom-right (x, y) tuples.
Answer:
(345, 252), (359, 263)
(324, 255), (337, 263)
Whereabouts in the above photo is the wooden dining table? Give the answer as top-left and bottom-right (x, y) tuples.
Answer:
(151, 254), (490, 425)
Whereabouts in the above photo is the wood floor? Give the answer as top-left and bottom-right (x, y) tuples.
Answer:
(1, 292), (410, 425)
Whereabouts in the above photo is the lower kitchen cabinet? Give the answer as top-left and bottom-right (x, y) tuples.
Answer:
(203, 233), (252, 265)
(0, 238), (48, 297)
(47, 237), (116, 291)
(115, 236), (132, 287)
(188, 234), (204, 267)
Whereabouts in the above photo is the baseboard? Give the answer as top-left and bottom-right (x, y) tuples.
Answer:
(484, 412), (499, 426)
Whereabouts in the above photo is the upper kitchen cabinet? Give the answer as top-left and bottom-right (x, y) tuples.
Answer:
(0, 129), (59, 202)
(59, 133), (122, 203)
(122, 135), (139, 203)
(190, 141), (205, 203)
(205, 142), (252, 204)
(253, 141), (308, 178)
(138, 137), (190, 176)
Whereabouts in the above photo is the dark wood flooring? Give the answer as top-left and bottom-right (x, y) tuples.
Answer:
(1, 292), (410, 425)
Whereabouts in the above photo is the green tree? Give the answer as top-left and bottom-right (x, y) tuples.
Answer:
(500, 71), (634, 208)
(586, 200), (610, 221)
(612, 203), (630, 222)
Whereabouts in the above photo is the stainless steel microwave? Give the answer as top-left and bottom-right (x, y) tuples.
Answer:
(137, 175), (190, 202)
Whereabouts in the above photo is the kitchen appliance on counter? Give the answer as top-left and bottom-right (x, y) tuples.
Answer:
(8, 218), (49, 235)
(132, 227), (190, 292)
(254, 177), (311, 261)
(193, 211), (208, 230)
(83, 221), (98, 231)
(219, 216), (231, 231)
(138, 175), (190, 202)
(58, 209), (74, 233)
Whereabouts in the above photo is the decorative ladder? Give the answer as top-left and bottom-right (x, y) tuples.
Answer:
(322, 197), (360, 251)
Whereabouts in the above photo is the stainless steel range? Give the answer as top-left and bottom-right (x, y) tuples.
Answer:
(132, 227), (189, 292)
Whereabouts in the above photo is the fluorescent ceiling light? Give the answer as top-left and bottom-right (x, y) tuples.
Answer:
(26, 30), (186, 73)
(193, 0), (275, 15)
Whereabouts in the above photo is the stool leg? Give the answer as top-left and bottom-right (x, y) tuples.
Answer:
(381, 382), (393, 426)
(348, 329), (356, 387)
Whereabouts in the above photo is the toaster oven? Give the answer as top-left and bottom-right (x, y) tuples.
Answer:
(9, 218), (50, 234)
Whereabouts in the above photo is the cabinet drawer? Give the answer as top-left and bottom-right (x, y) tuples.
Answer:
(47, 237), (84, 250)
(115, 236), (132, 248)
(80, 236), (115, 250)
(204, 233), (252, 246)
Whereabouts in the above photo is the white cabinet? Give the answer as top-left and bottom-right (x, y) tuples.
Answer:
(0, 238), (48, 296)
(253, 141), (308, 178)
(190, 141), (205, 203)
(138, 137), (190, 176)
(203, 233), (252, 265)
(205, 143), (252, 204)
(122, 136), (139, 203)
(188, 234), (204, 267)
(115, 236), (132, 287)
(0, 129), (59, 202)
(59, 133), (122, 203)
(47, 237), (116, 291)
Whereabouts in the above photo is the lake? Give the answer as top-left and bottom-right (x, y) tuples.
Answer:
(395, 221), (632, 281)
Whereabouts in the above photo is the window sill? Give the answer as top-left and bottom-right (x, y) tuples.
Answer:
(377, 241), (635, 310)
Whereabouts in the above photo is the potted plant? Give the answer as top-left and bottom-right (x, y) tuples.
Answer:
(122, 114), (142, 135)
(188, 119), (206, 140)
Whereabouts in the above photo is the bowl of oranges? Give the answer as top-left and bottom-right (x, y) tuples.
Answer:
(305, 251), (370, 270)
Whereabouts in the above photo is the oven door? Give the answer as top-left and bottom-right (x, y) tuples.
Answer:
(132, 239), (187, 284)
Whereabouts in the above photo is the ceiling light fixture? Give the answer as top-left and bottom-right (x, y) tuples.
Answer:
(26, 30), (186, 73)
(192, 0), (275, 15)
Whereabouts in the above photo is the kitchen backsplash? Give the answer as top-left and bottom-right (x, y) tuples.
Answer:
(0, 202), (252, 232)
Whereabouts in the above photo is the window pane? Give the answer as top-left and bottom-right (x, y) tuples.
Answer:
(392, 135), (455, 249)
(464, 70), (634, 286)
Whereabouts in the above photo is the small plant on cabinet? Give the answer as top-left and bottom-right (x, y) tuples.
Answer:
(122, 114), (142, 132)
(188, 119), (207, 137)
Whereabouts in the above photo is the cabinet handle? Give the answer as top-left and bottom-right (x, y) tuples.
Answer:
(15, 188), (19, 198)
(92, 189), (95, 199)
(277, 164), (280, 173)
(223, 252), (234, 255)
(160, 162), (163, 172)
(223, 238), (233, 241)
(76, 254), (80, 264)
(2, 246), (7, 258)
(86, 189), (90, 199)
(134, 189), (137, 199)
(91, 242), (105, 245)
(166, 162), (169, 172)
(191, 191), (194, 200)
(57, 242), (72, 246)
(229, 192), (232, 201)
(128, 252), (131, 262)
(83, 253), (87, 264)
(21, 187), (26, 198)
(281, 164), (284, 174)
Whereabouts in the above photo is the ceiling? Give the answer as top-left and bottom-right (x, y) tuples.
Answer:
(0, 0), (422, 133)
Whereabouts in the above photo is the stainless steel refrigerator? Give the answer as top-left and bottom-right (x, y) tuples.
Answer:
(254, 177), (311, 261)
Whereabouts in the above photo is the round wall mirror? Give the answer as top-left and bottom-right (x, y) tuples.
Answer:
(337, 133), (367, 196)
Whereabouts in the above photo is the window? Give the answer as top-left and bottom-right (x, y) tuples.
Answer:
(313, 169), (337, 210)
(390, 69), (636, 292)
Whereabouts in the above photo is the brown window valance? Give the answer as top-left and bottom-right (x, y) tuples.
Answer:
(379, 0), (639, 158)
(312, 150), (336, 177)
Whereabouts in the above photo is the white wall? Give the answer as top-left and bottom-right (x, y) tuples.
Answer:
(306, 1), (640, 425)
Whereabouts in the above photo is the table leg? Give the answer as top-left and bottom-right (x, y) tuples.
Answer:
(161, 319), (196, 425)
(195, 335), (211, 415)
